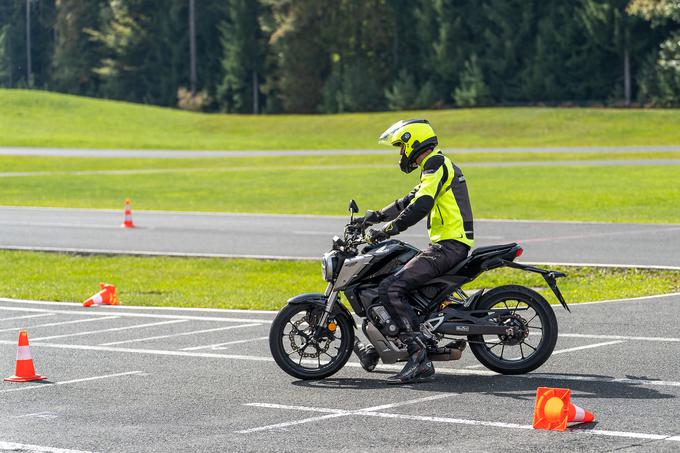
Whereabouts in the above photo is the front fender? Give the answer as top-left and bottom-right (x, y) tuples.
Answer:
(287, 293), (357, 328)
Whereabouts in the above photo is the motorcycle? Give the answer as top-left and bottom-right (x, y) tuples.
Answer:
(269, 200), (570, 380)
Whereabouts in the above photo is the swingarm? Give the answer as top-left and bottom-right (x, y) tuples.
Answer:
(428, 306), (529, 337)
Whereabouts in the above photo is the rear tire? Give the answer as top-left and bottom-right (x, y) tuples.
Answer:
(269, 303), (354, 380)
(468, 285), (558, 375)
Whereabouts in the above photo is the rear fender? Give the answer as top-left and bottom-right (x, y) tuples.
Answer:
(287, 293), (357, 328)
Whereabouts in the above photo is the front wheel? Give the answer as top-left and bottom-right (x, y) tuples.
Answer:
(269, 303), (355, 380)
(468, 285), (558, 375)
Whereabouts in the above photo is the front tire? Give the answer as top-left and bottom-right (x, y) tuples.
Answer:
(468, 285), (558, 375)
(269, 303), (355, 380)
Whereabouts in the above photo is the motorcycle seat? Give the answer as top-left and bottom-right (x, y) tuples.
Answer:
(470, 243), (518, 256)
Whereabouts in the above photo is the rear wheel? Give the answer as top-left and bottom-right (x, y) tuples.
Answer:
(468, 285), (558, 375)
(269, 303), (354, 380)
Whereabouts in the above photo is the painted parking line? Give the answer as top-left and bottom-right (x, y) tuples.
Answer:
(2, 340), (679, 388)
(550, 340), (625, 354)
(0, 313), (55, 322)
(30, 319), (187, 342)
(100, 323), (262, 346)
(0, 441), (94, 453)
(0, 306), (274, 323)
(0, 315), (119, 333)
(558, 333), (680, 342)
(0, 297), (279, 314)
(238, 394), (455, 433)
(242, 401), (680, 443)
(181, 336), (269, 351)
(0, 371), (144, 394)
(466, 340), (626, 369)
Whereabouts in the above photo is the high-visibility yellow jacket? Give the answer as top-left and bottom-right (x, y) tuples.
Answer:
(383, 149), (474, 248)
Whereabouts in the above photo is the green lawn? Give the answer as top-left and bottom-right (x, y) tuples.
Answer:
(1, 157), (678, 223)
(2, 89), (680, 150)
(1, 251), (678, 310)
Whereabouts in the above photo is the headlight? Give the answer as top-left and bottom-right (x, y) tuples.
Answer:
(322, 252), (337, 282)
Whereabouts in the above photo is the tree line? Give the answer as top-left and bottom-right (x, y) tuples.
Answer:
(1, 0), (678, 113)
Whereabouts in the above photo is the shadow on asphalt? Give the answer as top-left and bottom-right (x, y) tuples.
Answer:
(292, 372), (675, 402)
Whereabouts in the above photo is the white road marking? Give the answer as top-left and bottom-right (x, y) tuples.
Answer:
(0, 245), (319, 261)
(0, 315), (119, 333)
(4, 291), (680, 314)
(30, 319), (187, 341)
(0, 313), (55, 321)
(237, 394), (454, 433)
(0, 220), (118, 229)
(521, 261), (680, 271)
(0, 297), (280, 314)
(1, 340), (678, 388)
(181, 336), (269, 350)
(11, 411), (59, 419)
(525, 331), (680, 342)
(466, 340), (625, 369)
(242, 401), (680, 443)
(0, 371), (144, 394)
(100, 323), (262, 346)
(514, 226), (680, 244)
(0, 305), (274, 323)
(550, 340), (625, 354)
(0, 441), (94, 453)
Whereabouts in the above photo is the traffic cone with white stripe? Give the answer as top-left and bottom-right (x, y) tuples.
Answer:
(83, 283), (119, 307)
(121, 198), (135, 228)
(532, 387), (595, 431)
(4, 330), (47, 382)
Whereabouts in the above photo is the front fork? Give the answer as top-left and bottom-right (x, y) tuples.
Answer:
(314, 283), (338, 339)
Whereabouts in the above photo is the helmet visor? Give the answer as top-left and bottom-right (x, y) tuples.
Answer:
(378, 120), (408, 145)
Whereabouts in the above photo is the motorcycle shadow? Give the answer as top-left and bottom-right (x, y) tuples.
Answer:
(292, 371), (675, 402)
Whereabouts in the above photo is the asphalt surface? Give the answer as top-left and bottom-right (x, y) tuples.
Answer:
(2, 145), (680, 158)
(0, 295), (679, 452)
(1, 206), (679, 268)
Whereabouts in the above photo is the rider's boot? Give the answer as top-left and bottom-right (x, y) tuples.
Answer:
(354, 339), (379, 372)
(386, 332), (434, 384)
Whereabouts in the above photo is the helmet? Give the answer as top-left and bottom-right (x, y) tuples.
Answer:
(378, 119), (438, 173)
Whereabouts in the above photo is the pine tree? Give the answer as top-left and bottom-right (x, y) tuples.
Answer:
(217, 0), (266, 113)
(52, 0), (107, 94)
(88, 0), (187, 106)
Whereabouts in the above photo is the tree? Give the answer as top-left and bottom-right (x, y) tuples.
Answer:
(217, 0), (266, 113)
(88, 0), (187, 106)
(629, 0), (680, 105)
(0, 25), (9, 86)
(453, 54), (490, 107)
(52, 0), (107, 94)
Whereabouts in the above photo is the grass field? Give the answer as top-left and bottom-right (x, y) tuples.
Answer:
(2, 89), (680, 149)
(1, 251), (678, 310)
(1, 156), (678, 223)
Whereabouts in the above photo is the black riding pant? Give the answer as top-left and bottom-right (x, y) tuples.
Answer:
(378, 240), (469, 332)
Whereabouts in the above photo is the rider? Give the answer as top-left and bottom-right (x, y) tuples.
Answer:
(354, 119), (475, 384)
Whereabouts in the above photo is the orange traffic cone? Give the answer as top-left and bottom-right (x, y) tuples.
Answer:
(121, 198), (135, 228)
(533, 387), (595, 431)
(83, 283), (119, 307)
(4, 331), (47, 382)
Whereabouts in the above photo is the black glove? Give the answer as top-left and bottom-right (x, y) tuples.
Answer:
(364, 228), (390, 244)
(355, 210), (384, 226)
(364, 222), (399, 244)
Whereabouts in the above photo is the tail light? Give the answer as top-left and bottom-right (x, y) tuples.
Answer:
(515, 247), (524, 258)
